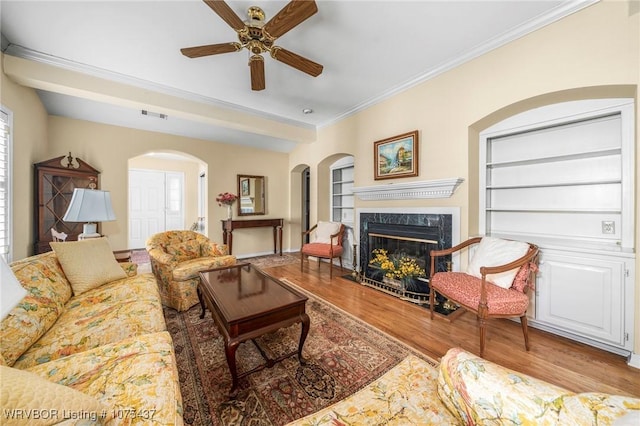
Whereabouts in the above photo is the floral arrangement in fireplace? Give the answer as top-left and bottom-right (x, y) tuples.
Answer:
(369, 248), (426, 280)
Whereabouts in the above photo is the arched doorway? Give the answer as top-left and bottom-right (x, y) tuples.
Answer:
(128, 151), (207, 248)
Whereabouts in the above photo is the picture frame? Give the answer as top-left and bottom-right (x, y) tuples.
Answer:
(374, 130), (419, 180)
(240, 178), (250, 196)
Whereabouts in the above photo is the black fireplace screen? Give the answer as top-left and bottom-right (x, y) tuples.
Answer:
(366, 232), (436, 294)
(358, 213), (453, 303)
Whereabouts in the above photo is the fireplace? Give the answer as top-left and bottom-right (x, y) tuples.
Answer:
(357, 210), (456, 305)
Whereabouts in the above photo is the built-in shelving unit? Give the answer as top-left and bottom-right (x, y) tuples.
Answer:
(480, 98), (635, 356)
(330, 157), (355, 269)
(331, 159), (354, 224)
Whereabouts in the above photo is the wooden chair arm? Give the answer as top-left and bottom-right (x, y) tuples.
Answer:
(477, 244), (538, 305)
(430, 237), (482, 258)
(301, 224), (318, 245)
(330, 225), (346, 246)
(301, 224), (318, 236)
(430, 237), (482, 277)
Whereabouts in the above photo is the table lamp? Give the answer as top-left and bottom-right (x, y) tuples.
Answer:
(1, 256), (28, 320)
(62, 188), (116, 238)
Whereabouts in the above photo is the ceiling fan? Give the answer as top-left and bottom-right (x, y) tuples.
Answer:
(181, 0), (323, 91)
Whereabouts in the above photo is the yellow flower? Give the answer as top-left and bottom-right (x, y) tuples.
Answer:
(369, 249), (425, 279)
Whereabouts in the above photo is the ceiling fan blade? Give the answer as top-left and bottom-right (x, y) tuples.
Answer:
(181, 42), (241, 58)
(250, 55), (266, 91)
(203, 0), (245, 32)
(271, 47), (323, 77)
(263, 0), (318, 39)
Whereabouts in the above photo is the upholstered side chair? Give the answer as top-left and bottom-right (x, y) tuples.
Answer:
(300, 221), (346, 278)
(429, 236), (539, 357)
(146, 230), (236, 311)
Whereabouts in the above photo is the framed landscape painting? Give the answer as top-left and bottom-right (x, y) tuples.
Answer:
(240, 178), (250, 196)
(374, 130), (419, 180)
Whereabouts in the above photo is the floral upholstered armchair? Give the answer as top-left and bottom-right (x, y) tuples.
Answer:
(146, 230), (236, 311)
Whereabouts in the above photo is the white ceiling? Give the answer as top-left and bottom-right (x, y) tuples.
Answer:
(1, 0), (594, 152)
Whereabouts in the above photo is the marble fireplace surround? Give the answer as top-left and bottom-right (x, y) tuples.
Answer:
(355, 207), (462, 276)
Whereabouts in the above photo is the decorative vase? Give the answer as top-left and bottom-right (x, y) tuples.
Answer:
(226, 204), (233, 220)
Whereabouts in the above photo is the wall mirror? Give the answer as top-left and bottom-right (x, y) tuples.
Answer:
(237, 174), (266, 216)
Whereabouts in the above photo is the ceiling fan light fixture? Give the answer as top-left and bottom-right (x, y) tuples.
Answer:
(182, 0), (323, 91)
(246, 6), (265, 26)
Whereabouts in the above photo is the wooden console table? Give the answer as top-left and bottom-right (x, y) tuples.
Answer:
(221, 218), (284, 256)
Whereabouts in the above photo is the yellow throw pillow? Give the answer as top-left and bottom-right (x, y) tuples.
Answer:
(50, 238), (126, 296)
(0, 365), (112, 425)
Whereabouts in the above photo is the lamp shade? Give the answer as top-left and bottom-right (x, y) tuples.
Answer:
(1, 256), (28, 320)
(63, 189), (116, 223)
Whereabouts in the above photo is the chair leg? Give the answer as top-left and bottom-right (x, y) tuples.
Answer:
(329, 258), (333, 278)
(479, 317), (487, 358)
(521, 314), (530, 351)
(429, 288), (435, 320)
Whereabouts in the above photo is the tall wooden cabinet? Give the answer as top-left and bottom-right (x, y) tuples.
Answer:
(34, 155), (100, 254)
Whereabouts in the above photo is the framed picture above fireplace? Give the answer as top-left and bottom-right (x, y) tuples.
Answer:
(374, 130), (419, 180)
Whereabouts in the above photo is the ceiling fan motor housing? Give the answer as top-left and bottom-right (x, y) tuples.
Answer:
(239, 6), (274, 52)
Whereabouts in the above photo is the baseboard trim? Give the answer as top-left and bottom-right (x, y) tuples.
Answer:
(628, 352), (640, 369)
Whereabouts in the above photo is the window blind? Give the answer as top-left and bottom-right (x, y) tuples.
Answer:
(0, 109), (11, 261)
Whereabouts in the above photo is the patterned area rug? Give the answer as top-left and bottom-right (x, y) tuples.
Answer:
(163, 279), (436, 425)
(239, 253), (300, 269)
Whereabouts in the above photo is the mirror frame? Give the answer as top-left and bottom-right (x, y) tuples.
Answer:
(237, 174), (266, 216)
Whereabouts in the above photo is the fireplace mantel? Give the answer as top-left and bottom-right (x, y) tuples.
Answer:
(351, 178), (464, 201)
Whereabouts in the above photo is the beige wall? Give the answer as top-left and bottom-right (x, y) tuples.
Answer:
(289, 0), (640, 352)
(45, 117), (290, 256)
(0, 54), (49, 261)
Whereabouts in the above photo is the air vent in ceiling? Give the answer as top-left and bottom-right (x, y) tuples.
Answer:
(141, 110), (168, 120)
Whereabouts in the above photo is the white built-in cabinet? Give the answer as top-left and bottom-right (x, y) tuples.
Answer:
(480, 99), (635, 355)
(536, 249), (634, 349)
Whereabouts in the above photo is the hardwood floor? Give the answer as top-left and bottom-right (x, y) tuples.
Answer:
(263, 258), (640, 398)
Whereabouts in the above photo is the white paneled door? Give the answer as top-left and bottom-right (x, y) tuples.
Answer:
(129, 169), (184, 249)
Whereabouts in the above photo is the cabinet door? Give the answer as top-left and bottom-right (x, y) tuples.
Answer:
(536, 250), (628, 348)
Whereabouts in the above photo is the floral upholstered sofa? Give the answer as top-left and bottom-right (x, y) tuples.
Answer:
(146, 230), (236, 311)
(0, 238), (183, 425)
(288, 347), (640, 425)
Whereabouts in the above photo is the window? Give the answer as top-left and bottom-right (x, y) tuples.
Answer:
(0, 107), (12, 261)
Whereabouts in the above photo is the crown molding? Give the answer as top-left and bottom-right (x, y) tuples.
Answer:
(3, 44), (315, 132)
(319, 0), (600, 129)
(352, 178), (464, 201)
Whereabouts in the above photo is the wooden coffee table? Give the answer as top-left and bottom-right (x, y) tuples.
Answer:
(198, 263), (310, 395)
